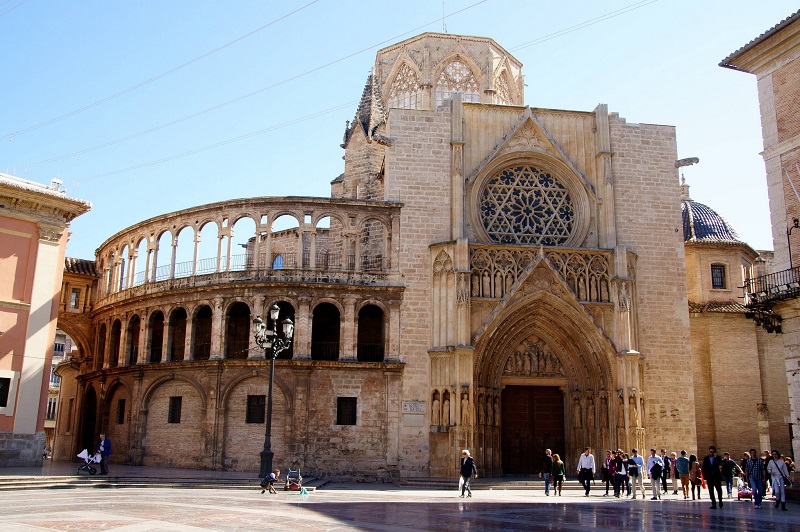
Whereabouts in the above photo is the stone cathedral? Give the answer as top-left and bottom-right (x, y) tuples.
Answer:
(52, 33), (790, 479)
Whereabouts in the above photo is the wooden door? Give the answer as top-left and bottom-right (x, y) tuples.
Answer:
(501, 386), (565, 474)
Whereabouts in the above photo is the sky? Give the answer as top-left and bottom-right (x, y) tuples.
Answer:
(2, 0), (798, 260)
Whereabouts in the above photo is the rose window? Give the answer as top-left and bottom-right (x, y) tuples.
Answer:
(479, 165), (575, 245)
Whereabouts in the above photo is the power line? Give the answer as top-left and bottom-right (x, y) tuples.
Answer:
(82, 101), (357, 181)
(23, 0), (491, 169)
(0, 0), (322, 141)
(0, 0), (29, 17)
(509, 1), (658, 51)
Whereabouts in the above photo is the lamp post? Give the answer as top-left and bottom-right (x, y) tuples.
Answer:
(252, 303), (294, 478)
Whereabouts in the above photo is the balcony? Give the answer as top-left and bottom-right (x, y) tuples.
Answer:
(742, 267), (798, 332)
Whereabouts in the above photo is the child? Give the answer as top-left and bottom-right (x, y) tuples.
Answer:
(261, 469), (281, 494)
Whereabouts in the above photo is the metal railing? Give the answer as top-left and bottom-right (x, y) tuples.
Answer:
(744, 266), (800, 306)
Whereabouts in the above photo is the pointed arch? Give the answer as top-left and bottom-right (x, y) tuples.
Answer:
(434, 54), (482, 107)
(385, 61), (423, 109)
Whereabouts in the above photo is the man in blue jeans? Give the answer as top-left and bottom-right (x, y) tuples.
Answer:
(745, 448), (766, 509)
(539, 449), (553, 496)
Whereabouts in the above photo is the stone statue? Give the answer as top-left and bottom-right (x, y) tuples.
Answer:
(587, 398), (595, 429)
(478, 397), (486, 425)
(486, 396), (493, 426)
(432, 398), (441, 426)
(619, 281), (631, 312)
(457, 273), (469, 305)
(617, 395), (625, 428)
(573, 398), (582, 429)
(442, 398), (450, 425)
(493, 398), (500, 427)
(629, 395), (640, 428)
(600, 395), (609, 427)
(461, 394), (470, 425)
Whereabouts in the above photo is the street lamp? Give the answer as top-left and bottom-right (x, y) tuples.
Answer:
(252, 303), (294, 478)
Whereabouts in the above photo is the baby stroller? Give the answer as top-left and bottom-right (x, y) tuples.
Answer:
(76, 449), (102, 475)
(737, 475), (753, 501)
(285, 469), (303, 491)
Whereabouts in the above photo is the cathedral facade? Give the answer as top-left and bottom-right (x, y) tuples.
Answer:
(52, 33), (788, 479)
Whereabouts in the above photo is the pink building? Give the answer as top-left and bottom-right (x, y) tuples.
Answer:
(0, 173), (90, 466)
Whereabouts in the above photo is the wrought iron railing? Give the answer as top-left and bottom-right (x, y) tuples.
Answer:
(743, 266), (800, 306)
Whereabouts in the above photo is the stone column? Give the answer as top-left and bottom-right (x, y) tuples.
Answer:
(341, 297), (357, 361)
(294, 297), (312, 359)
(137, 315), (147, 364)
(248, 296), (266, 360)
(210, 297), (224, 359)
(184, 313), (195, 361)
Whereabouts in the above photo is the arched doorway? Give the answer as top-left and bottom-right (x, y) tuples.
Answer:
(81, 386), (98, 452)
(473, 265), (618, 477)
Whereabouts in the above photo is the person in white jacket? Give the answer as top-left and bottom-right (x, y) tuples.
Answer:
(767, 450), (791, 511)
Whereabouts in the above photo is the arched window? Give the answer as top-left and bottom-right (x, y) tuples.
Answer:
(96, 323), (107, 369)
(387, 63), (421, 109)
(108, 320), (121, 368)
(435, 58), (480, 107)
(273, 255), (284, 269)
(225, 302), (251, 359)
(126, 315), (140, 365)
(148, 311), (165, 363)
(357, 305), (384, 362)
(193, 305), (212, 360)
(311, 303), (340, 361)
(494, 71), (512, 105)
(274, 301), (295, 360)
(168, 308), (187, 362)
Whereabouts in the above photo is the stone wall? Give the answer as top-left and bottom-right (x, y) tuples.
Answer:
(609, 114), (698, 452)
(384, 108), (452, 476)
(0, 432), (46, 467)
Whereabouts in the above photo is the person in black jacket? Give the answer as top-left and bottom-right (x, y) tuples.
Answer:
(702, 445), (724, 509)
(460, 449), (478, 498)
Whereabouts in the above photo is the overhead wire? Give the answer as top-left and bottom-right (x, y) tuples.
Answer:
(23, 0), (491, 169)
(0, 0), (322, 141)
(81, 101), (357, 181)
(0, 0), (29, 17)
(31, 0), (660, 180)
(509, 0), (659, 51)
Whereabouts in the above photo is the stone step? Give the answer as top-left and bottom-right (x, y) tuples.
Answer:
(0, 475), (323, 492)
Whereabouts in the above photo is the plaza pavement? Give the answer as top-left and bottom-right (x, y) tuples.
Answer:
(1, 463), (798, 530)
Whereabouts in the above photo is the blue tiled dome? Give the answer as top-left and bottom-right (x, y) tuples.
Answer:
(681, 199), (742, 244)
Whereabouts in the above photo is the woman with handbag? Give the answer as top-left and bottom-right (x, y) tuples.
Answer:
(551, 454), (566, 496)
(767, 450), (791, 511)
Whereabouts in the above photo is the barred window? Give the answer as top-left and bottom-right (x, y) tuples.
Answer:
(246, 395), (266, 424)
(337, 397), (357, 425)
(711, 264), (726, 289)
(168, 396), (182, 424)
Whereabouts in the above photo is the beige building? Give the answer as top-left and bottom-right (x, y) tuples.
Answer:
(721, 10), (800, 459)
(0, 173), (90, 467)
(53, 32), (789, 478)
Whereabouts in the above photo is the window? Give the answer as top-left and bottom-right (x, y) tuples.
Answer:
(116, 399), (126, 424)
(69, 288), (80, 309)
(337, 397), (357, 425)
(1, 377), (12, 408)
(46, 397), (58, 420)
(168, 396), (182, 424)
(246, 395), (266, 424)
(711, 264), (726, 289)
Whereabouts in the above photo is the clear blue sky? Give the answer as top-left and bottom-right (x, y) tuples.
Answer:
(3, 0), (796, 260)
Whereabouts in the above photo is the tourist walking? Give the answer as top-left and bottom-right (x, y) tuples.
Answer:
(767, 450), (791, 511)
(764, 450), (773, 496)
(577, 447), (596, 496)
(459, 449), (478, 498)
(97, 433), (111, 475)
(670, 452), (679, 494)
(539, 449), (553, 496)
(628, 448), (646, 499)
(689, 459), (702, 500)
(551, 454), (566, 496)
(612, 450), (626, 498)
(721, 452), (741, 499)
(660, 449), (671, 495)
(647, 449), (664, 500)
(702, 446), (723, 509)
(745, 448), (766, 509)
(676, 450), (690, 499)
(602, 450), (613, 496)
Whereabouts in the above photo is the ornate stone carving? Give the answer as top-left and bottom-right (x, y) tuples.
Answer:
(442, 398), (450, 425)
(432, 398), (441, 425)
(586, 396), (595, 430)
(573, 397), (582, 429)
(457, 272), (469, 306)
(38, 227), (63, 243)
(502, 337), (565, 377)
(599, 393), (609, 428)
(460, 393), (471, 425)
(469, 245), (611, 302)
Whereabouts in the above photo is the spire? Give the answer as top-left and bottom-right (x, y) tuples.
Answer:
(680, 175), (691, 201)
(342, 72), (388, 148)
